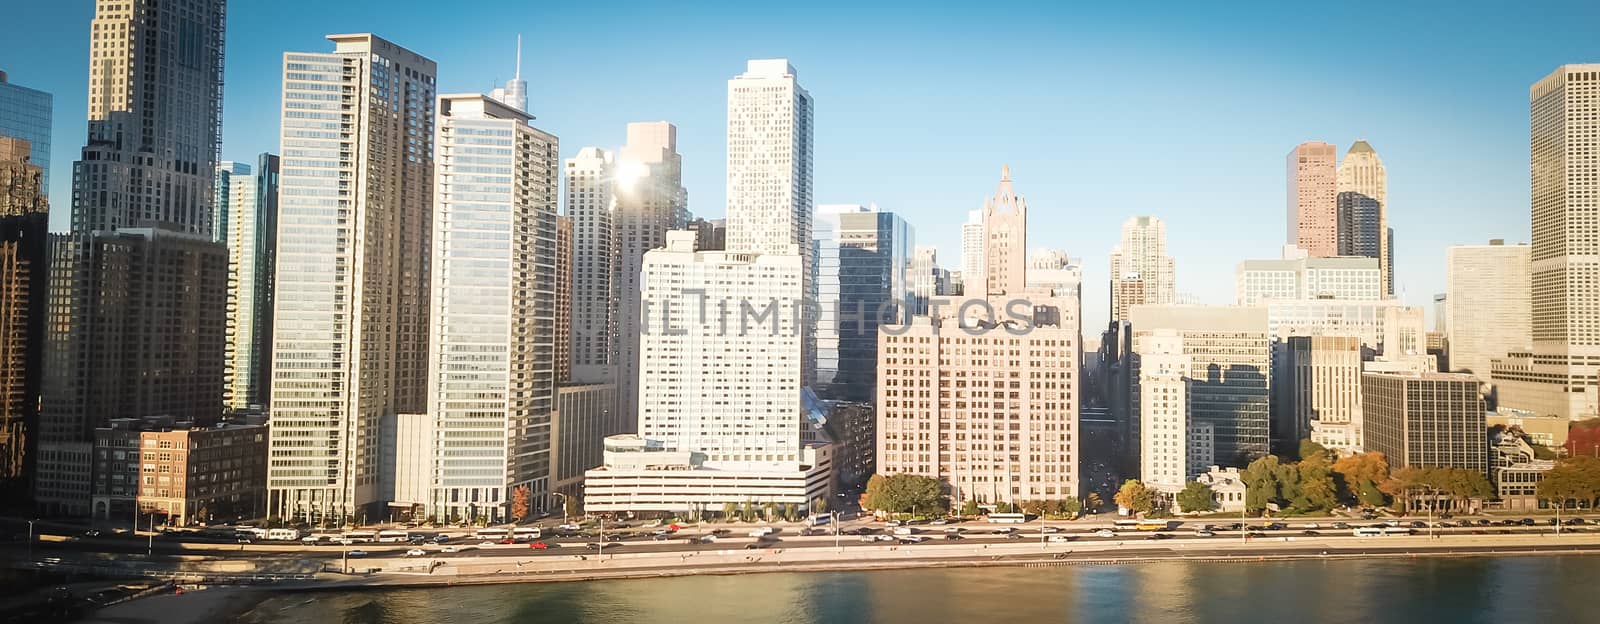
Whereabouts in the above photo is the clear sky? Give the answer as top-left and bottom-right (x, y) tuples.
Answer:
(6, 0), (1597, 332)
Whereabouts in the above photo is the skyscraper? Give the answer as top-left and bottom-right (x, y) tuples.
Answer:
(487, 35), (528, 113)
(726, 59), (813, 258)
(0, 138), (48, 500)
(813, 206), (912, 402)
(1288, 335), (1364, 454)
(1492, 65), (1600, 420)
(1336, 140), (1390, 294)
(614, 122), (689, 422)
(1128, 305), (1270, 467)
(909, 245), (946, 312)
(1446, 240), (1530, 379)
(268, 34), (436, 523)
(983, 166), (1026, 296)
(1235, 252), (1381, 305)
(398, 94), (558, 524)
(1109, 216), (1175, 322)
(1362, 371), (1486, 474)
(37, 0), (229, 516)
(960, 209), (985, 295)
(555, 215), (572, 385)
(0, 71), (53, 188)
(1287, 141), (1338, 257)
(218, 155), (279, 411)
(565, 146), (615, 384)
(1133, 330), (1207, 494)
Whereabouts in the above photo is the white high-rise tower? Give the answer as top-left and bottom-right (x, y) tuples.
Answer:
(489, 35), (528, 113)
(726, 59), (813, 257)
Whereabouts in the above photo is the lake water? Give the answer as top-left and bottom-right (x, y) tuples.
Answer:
(242, 555), (1595, 623)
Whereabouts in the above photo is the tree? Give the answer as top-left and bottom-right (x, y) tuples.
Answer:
(859, 474), (946, 516)
(1332, 451), (1391, 508)
(1041, 499), (1064, 517)
(811, 498), (829, 515)
(1085, 492), (1104, 512)
(1539, 456), (1600, 511)
(1298, 439), (1331, 463)
(1061, 497), (1083, 518)
(961, 499), (981, 517)
(722, 502), (740, 521)
(1242, 455), (1286, 515)
(741, 501), (758, 522)
(994, 501), (1013, 514)
(1293, 458), (1338, 513)
(1114, 480), (1155, 515)
(565, 495), (582, 520)
(510, 485), (531, 523)
(1176, 481), (1216, 513)
(862, 475), (889, 514)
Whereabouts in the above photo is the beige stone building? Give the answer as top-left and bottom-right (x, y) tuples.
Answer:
(1289, 336), (1364, 454)
(1286, 141), (1339, 257)
(982, 166), (1027, 296)
(1446, 240), (1530, 379)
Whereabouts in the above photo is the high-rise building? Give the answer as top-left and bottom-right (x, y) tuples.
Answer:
(961, 209), (985, 294)
(555, 215), (572, 385)
(813, 205), (912, 401)
(1433, 293), (1448, 333)
(0, 71), (53, 187)
(909, 245), (946, 312)
(565, 146), (615, 383)
(0, 138), (48, 499)
(394, 94), (558, 524)
(1109, 216), (1175, 322)
(1128, 305), (1270, 467)
(1235, 250), (1381, 305)
(487, 35), (527, 113)
(615, 122), (689, 422)
(1288, 336), (1364, 454)
(37, 0), (229, 516)
(726, 59), (812, 258)
(878, 296), (1080, 505)
(1446, 240), (1530, 379)
(1336, 140), (1391, 295)
(212, 162), (250, 245)
(1028, 249), (1083, 299)
(1492, 65), (1600, 420)
(1133, 330), (1211, 493)
(687, 217), (725, 252)
(217, 155), (278, 411)
(1287, 141), (1338, 257)
(267, 34), (436, 523)
(983, 166), (1026, 296)
(1362, 371), (1487, 474)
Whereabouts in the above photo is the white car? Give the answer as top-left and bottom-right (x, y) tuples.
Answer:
(440, 545), (460, 553)
(479, 540), (496, 547)
(405, 549), (426, 557)
(1303, 523), (1321, 529)
(1040, 526), (1062, 534)
(1094, 529), (1117, 538)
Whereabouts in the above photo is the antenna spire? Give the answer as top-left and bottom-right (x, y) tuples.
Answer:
(514, 34), (522, 80)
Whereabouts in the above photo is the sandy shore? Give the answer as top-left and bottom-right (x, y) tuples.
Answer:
(76, 587), (270, 624)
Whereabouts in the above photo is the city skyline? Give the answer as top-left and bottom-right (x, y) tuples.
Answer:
(7, 1), (1593, 332)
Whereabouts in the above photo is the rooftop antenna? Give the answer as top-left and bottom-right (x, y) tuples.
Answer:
(515, 34), (522, 81)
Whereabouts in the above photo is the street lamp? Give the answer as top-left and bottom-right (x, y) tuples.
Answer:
(27, 518), (37, 562)
(552, 492), (569, 526)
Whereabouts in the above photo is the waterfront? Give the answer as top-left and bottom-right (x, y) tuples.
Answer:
(240, 555), (1594, 624)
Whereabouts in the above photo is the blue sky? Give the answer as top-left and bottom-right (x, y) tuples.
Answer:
(6, 0), (1597, 331)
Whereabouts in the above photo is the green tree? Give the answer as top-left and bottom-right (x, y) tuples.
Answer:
(1061, 497), (1083, 518)
(811, 498), (829, 515)
(961, 499), (981, 517)
(859, 474), (946, 516)
(565, 495), (582, 520)
(741, 501), (758, 522)
(1293, 458), (1338, 513)
(1176, 481), (1217, 513)
(722, 502), (740, 521)
(994, 501), (1013, 514)
(1242, 455), (1285, 514)
(1114, 479), (1155, 515)
(1539, 456), (1600, 511)
(1298, 439), (1332, 463)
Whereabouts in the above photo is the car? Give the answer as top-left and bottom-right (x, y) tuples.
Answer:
(83, 530), (102, 537)
(898, 536), (927, 544)
(405, 549), (426, 557)
(1438, 512), (1454, 520)
(993, 527), (1017, 534)
(584, 543), (602, 550)
(885, 520), (902, 527)
(1572, 518), (1588, 525)
(1194, 530), (1216, 537)
(1331, 522), (1350, 530)
(1040, 526), (1062, 534)
(439, 545), (460, 553)
(800, 528), (826, 537)
(944, 534), (966, 541)
(1409, 521), (1427, 529)
(1520, 518), (1536, 526)
(348, 550), (368, 557)
(433, 535), (451, 543)
(1146, 533), (1170, 540)
(930, 519), (949, 525)
(500, 538), (516, 544)
(874, 534), (895, 542)
(744, 543), (767, 550)
(1095, 529), (1117, 538)
(557, 523), (581, 532)
(1267, 523), (1287, 531)
(944, 527), (964, 534)
(1476, 519), (1493, 527)
(1048, 534), (1075, 543)
(531, 542), (550, 550)
(711, 529), (733, 537)
(1302, 530), (1321, 536)
(1302, 523), (1321, 529)
(604, 534), (624, 542)
(698, 535), (719, 543)
(860, 536), (879, 543)
(1005, 533), (1024, 540)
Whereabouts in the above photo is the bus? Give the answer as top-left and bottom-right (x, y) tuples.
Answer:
(512, 527), (542, 542)
(806, 513), (833, 527)
(377, 530), (410, 543)
(342, 531), (376, 544)
(1113, 519), (1141, 530)
(474, 527), (511, 541)
(988, 513), (1028, 524)
(1383, 527), (1415, 536)
(1352, 527), (1385, 537)
(267, 528), (303, 541)
(1136, 520), (1170, 532)
(236, 527), (268, 540)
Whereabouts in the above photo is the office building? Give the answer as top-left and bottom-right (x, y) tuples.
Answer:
(555, 215), (572, 384)
(1235, 250), (1382, 305)
(1128, 305), (1270, 467)
(1492, 65), (1600, 420)
(1490, 431), (1554, 511)
(687, 217), (725, 251)
(1029, 249), (1083, 299)
(961, 209), (984, 293)
(0, 71), (52, 188)
(37, 0), (229, 516)
(1133, 330), (1208, 493)
(1446, 240), (1531, 379)
(877, 296), (1080, 505)
(813, 205), (913, 402)
(392, 94), (559, 524)
(1288, 336), (1365, 454)
(267, 34), (436, 523)
(549, 383), (623, 497)
(909, 245), (947, 313)
(1361, 371), (1486, 475)
(565, 146), (615, 383)
(1109, 216), (1175, 322)
(726, 60), (813, 258)
(1264, 299), (1421, 351)
(810, 400), (875, 494)
(1287, 141), (1339, 257)
(615, 122), (689, 420)
(91, 415), (267, 526)
(983, 166), (1027, 296)
(0, 138), (48, 500)
(1336, 140), (1391, 295)
(814, 204), (854, 390)
(217, 155), (278, 411)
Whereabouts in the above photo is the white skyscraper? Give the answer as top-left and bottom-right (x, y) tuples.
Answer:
(726, 59), (813, 258)
(488, 35), (528, 113)
(218, 156), (279, 411)
(614, 122), (689, 420)
(1109, 216), (1176, 322)
(1134, 330), (1205, 493)
(268, 34), (436, 523)
(1447, 240), (1531, 379)
(565, 147), (615, 383)
(399, 94), (559, 523)
(961, 210), (985, 295)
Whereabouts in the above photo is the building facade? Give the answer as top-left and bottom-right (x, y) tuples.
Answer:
(1128, 305), (1270, 467)
(1289, 336), (1365, 454)
(0, 138), (48, 500)
(550, 383), (623, 496)
(1287, 141), (1339, 257)
(1445, 240), (1531, 379)
(217, 155), (278, 411)
(565, 147), (614, 384)
(961, 209), (984, 294)
(813, 205), (912, 402)
(1109, 216), (1175, 322)
(726, 59), (813, 259)
(1132, 330), (1201, 493)
(1361, 371), (1487, 474)
(1235, 252), (1382, 305)
(92, 416), (267, 526)
(1336, 140), (1391, 295)
(615, 122), (689, 422)
(0, 71), (52, 188)
(267, 34), (437, 523)
(982, 167), (1027, 296)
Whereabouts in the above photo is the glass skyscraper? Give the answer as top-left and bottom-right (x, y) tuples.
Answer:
(0, 71), (52, 188)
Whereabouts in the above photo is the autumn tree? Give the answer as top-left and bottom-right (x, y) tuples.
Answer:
(1332, 451), (1391, 508)
(1114, 479), (1155, 515)
(1538, 456), (1600, 511)
(510, 485), (531, 523)
(1085, 492), (1104, 512)
(1176, 481), (1216, 513)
